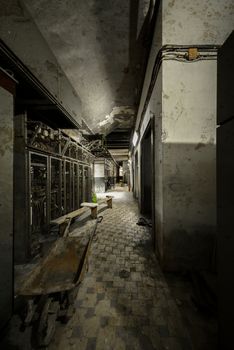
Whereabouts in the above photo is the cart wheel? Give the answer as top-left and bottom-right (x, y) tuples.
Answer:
(34, 298), (59, 348)
(58, 288), (78, 324)
(59, 304), (75, 324)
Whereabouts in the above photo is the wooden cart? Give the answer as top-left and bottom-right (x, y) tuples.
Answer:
(15, 216), (103, 348)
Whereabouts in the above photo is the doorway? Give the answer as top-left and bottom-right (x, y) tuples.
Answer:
(134, 151), (139, 199)
(141, 124), (152, 217)
(140, 119), (155, 245)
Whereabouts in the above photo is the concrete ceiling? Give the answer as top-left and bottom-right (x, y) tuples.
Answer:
(22, 0), (155, 141)
(109, 149), (129, 161)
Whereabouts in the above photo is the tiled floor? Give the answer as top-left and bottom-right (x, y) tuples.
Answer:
(49, 192), (193, 350)
(165, 272), (217, 350)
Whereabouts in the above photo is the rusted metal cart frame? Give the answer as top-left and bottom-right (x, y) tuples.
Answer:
(15, 216), (103, 348)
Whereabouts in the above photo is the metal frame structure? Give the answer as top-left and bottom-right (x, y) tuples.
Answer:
(14, 113), (94, 263)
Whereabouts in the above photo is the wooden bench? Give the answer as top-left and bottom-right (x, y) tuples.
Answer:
(98, 195), (114, 208)
(51, 197), (113, 236)
(51, 207), (90, 236)
(81, 202), (98, 219)
(81, 197), (114, 218)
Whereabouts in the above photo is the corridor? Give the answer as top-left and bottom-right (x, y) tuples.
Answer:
(49, 192), (191, 350)
(0, 1), (233, 348)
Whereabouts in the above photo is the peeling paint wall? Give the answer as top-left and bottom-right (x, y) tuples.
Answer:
(162, 60), (217, 270)
(163, 0), (234, 45)
(0, 0), (82, 125)
(0, 87), (13, 328)
(160, 0), (233, 270)
(134, 0), (233, 270)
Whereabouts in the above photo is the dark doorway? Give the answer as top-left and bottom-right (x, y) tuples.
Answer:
(141, 122), (153, 219)
(134, 151), (139, 199)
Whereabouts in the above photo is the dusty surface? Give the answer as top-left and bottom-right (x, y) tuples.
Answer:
(22, 0), (153, 134)
(49, 192), (193, 350)
(16, 237), (90, 296)
(0, 192), (216, 349)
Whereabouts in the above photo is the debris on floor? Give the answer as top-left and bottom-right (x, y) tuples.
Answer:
(136, 217), (152, 227)
(0, 192), (215, 349)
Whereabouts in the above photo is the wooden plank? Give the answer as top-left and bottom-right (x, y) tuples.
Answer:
(66, 207), (87, 219)
(51, 207), (88, 225)
(81, 202), (98, 208)
(51, 216), (67, 225)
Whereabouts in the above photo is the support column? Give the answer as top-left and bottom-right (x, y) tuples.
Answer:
(0, 70), (15, 329)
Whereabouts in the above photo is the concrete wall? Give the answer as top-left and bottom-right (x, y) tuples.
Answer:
(133, 0), (234, 270)
(133, 1), (163, 241)
(163, 0), (234, 45)
(0, 0), (82, 125)
(0, 86), (14, 329)
(162, 60), (216, 270)
(161, 0), (233, 270)
(149, 68), (163, 259)
(94, 161), (105, 193)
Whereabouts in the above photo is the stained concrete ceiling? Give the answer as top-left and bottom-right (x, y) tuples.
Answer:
(22, 0), (156, 146)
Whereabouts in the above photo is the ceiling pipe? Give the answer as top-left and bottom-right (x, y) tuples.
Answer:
(131, 44), (220, 152)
